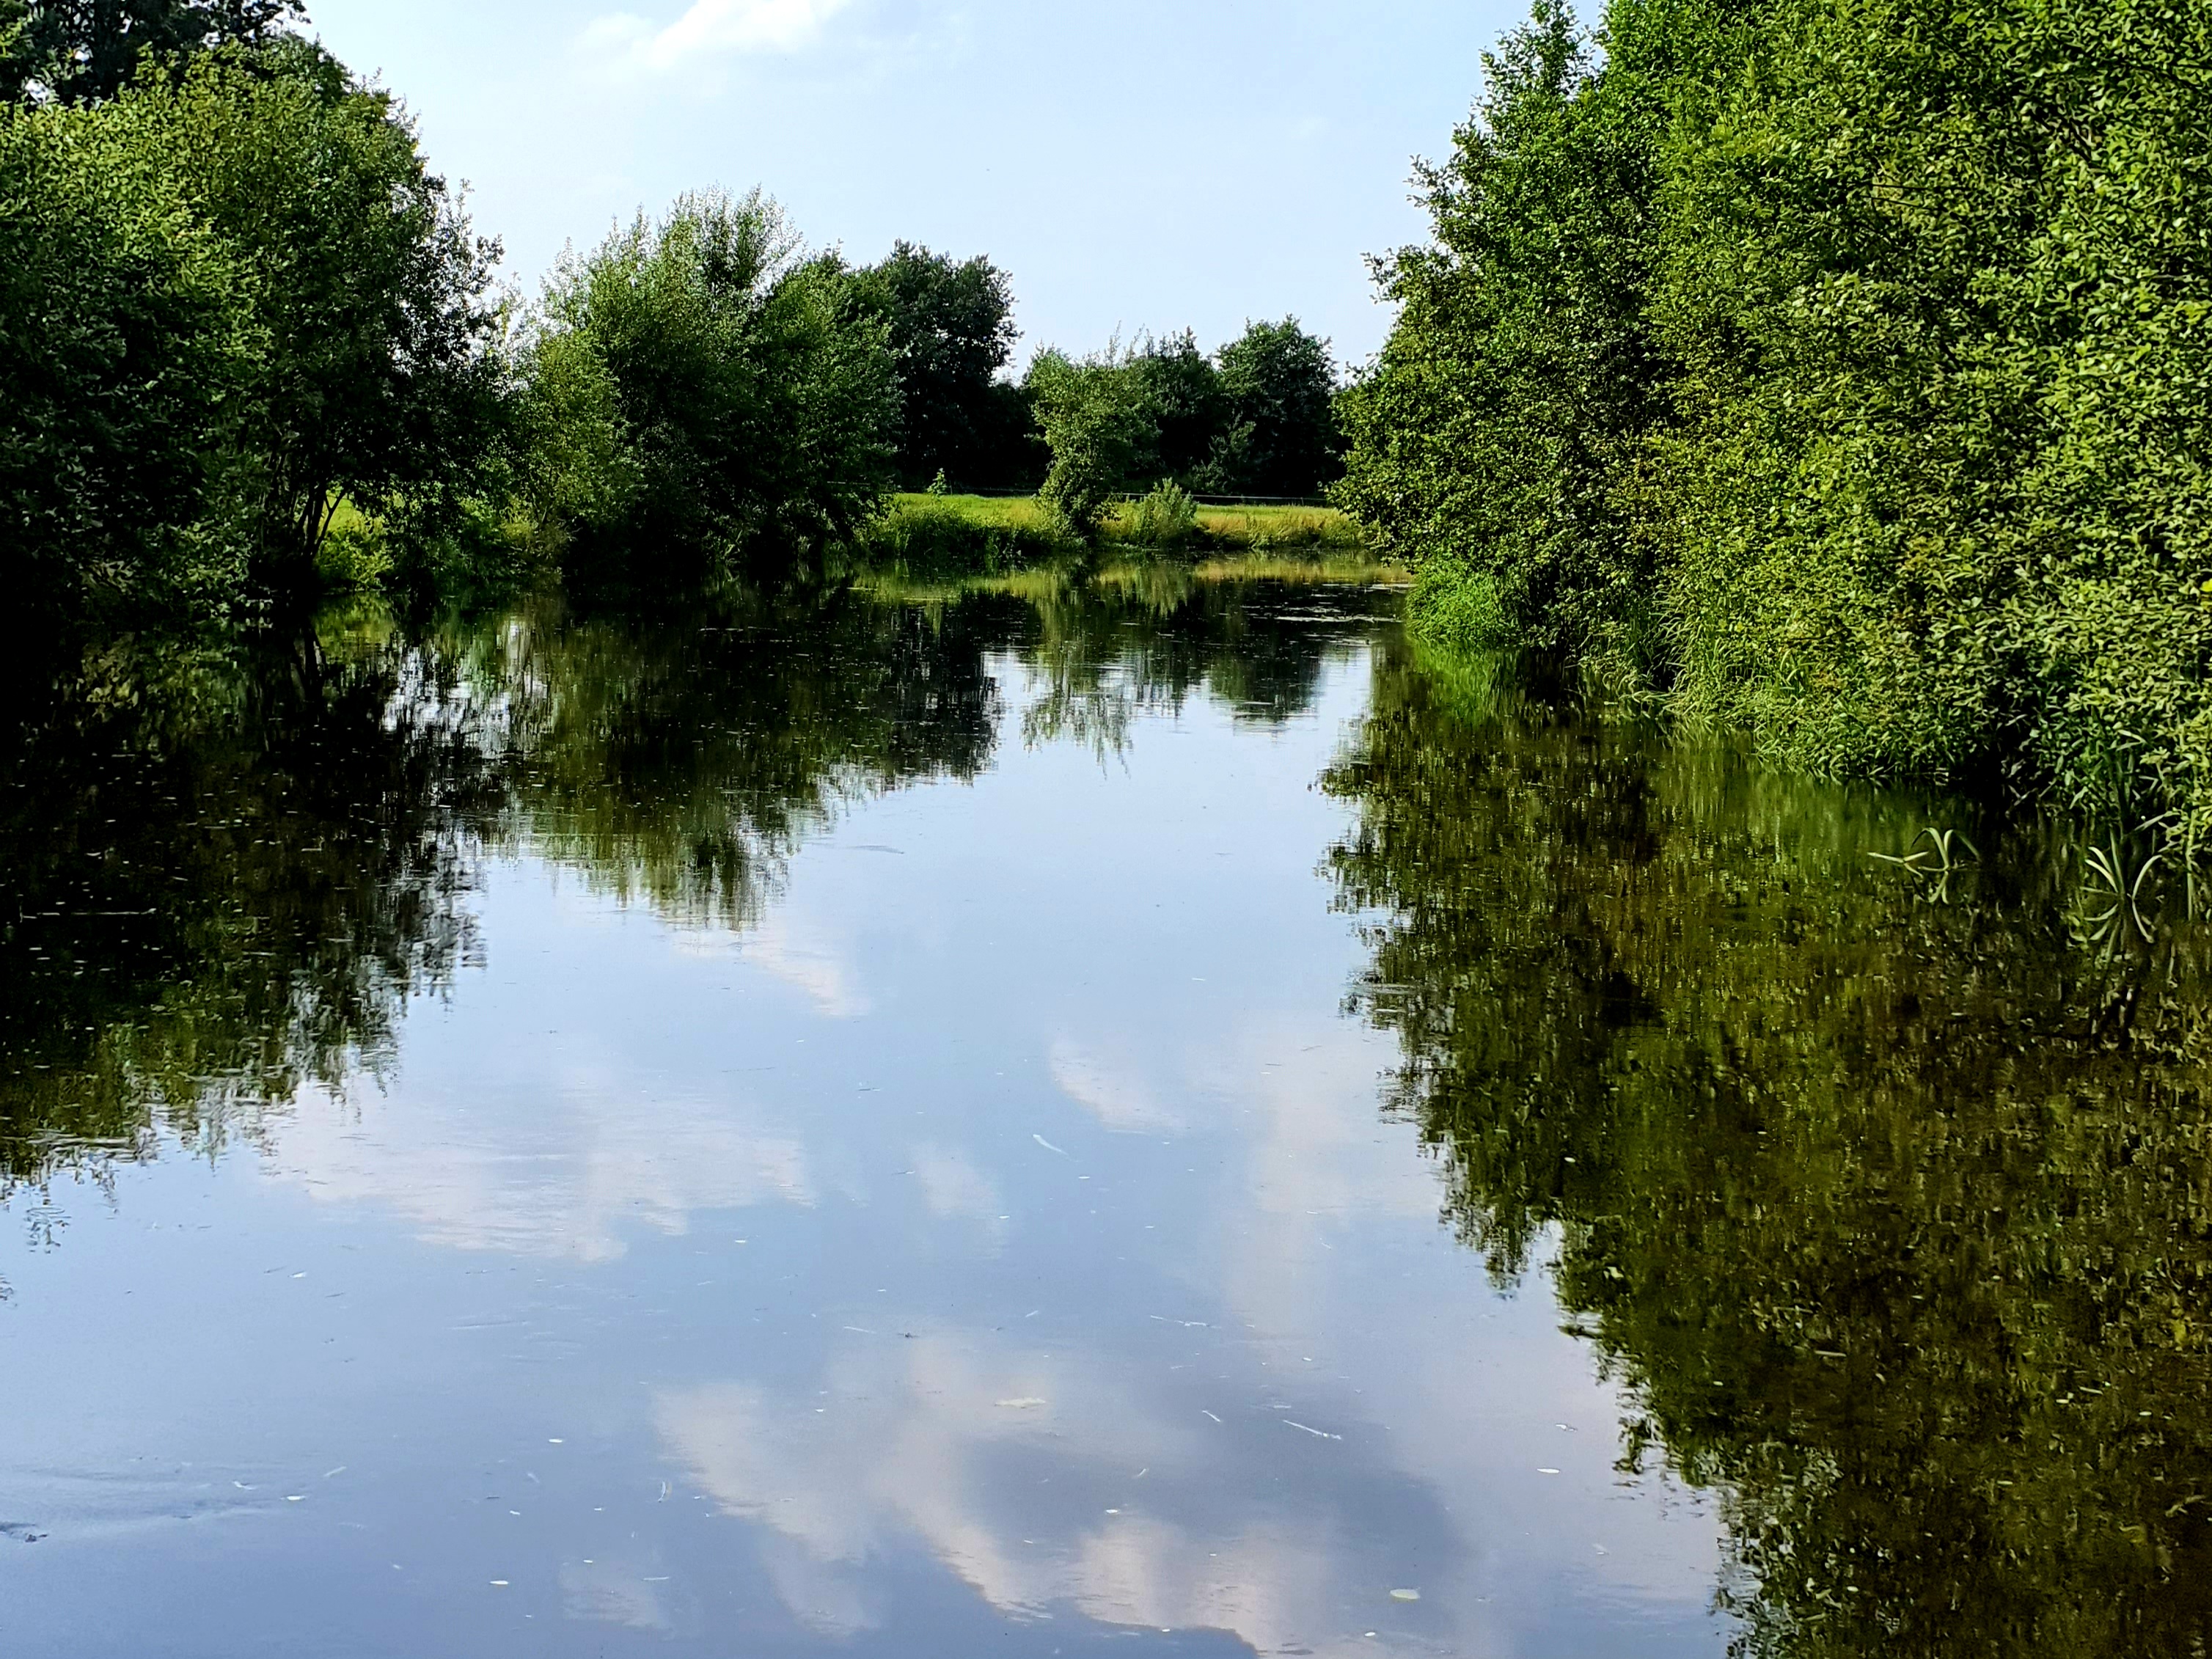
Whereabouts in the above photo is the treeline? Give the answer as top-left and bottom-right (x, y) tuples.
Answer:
(1338, 0), (2212, 830)
(4, 3), (508, 615)
(0, 1), (1348, 627)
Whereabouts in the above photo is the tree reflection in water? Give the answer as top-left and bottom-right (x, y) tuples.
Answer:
(1325, 637), (2212, 1658)
(0, 575), (1377, 1204)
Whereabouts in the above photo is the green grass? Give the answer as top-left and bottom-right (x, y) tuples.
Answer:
(854, 548), (1410, 610)
(1173, 501), (1371, 554)
(842, 492), (1382, 582)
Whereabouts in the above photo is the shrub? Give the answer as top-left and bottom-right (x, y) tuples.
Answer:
(1121, 480), (1200, 549)
(1027, 346), (1149, 538)
(524, 189), (900, 583)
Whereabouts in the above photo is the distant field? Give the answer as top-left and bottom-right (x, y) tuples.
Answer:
(875, 493), (1374, 553)
(893, 492), (1369, 549)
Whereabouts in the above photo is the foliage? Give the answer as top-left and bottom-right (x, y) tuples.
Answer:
(1121, 479), (1199, 549)
(0, 86), (259, 617)
(849, 240), (1019, 490)
(1342, 0), (2212, 831)
(1327, 637), (2212, 1658)
(0, 0), (301, 104)
(524, 188), (901, 583)
(1197, 317), (1345, 499)
(1022, 321), (1347, 519)
(1127, 329), (1227, 484)
(0, 40), (508, 613)
(1025, 345), (1151, 538)
(1334, 0), (1667, 656)
(130, 43), (508, 582)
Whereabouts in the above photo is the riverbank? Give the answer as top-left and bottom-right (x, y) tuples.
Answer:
(840, 492), (1377, 579)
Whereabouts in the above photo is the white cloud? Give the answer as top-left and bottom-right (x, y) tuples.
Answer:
(741, 911), (872, 1018)
(1048, 1039), (1183, 1135)
(280, 1075), (816, 1262)
(580, 0), (854, 75)
(911, 1143), (1004, 1234)
(651, 1333), (1370, 1655)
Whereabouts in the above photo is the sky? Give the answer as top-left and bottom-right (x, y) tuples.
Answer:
(304, 0), (1526, 369)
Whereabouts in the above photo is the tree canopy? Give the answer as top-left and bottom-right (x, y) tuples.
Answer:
(1339, 0), (2212, 832)
(521, 190), (900, 583)
(849, 241), (1019, 491)
(0, 38), (502, 616)
(0, 0), (303, 103)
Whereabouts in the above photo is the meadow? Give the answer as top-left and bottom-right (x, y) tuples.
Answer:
(840, 491), (1380, 581)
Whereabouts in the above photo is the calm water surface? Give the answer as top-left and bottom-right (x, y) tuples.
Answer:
(2, 574), (2208, 1658)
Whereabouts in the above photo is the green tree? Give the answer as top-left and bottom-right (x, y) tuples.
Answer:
(849, 241), (1018, 490)
(1198, 318), (1343, 499)
(0, 85), (259, 618)
(1333, 0), (1669, 656)
(0, 0), (301, 104)
(1025, 345), (1149, 538)
(1, 36), (508, 611)
(1127, 329), (1226, 486)
(524, 189), (900, 584)
(129, 43), (507, 579)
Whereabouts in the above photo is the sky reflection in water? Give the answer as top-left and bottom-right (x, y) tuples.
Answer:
(13, 574), (2208, 1658)
(0, 582), (1719, 1658)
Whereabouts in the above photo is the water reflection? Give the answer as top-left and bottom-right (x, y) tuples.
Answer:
(22, 570), (1715, 1659)
(1324, 639), (2212, 1657)
(0, 622), (498, 1199)
(0, 574), (1390, 1211)
(26, 569), (2200, 1655)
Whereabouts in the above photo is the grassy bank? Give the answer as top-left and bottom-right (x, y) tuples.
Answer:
(841, 493), (1376, 580)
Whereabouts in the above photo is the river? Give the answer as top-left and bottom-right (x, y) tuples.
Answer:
(2, 571), (2206, 1657)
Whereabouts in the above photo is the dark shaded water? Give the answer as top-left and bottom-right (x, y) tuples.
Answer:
(1, 573), (2207, 1658)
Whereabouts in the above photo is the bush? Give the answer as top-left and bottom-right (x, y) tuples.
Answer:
(1121, 480), (1200, 549)
(523, 189), (900, 583)
(0, 41), (510, 615)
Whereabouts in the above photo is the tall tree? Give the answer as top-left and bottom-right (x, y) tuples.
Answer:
(1, 0), (303, 103)
(130, 40), (508, 576)
(850, 242), (1018, 489)
(1333, 0), (1671, 656)
(1198, 318), (1343, 499)
(1127, 329), (1226, 486)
